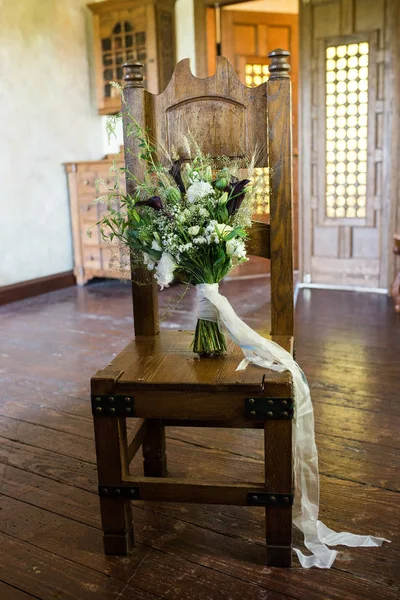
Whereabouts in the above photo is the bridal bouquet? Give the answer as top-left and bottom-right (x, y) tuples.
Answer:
(96, 120), (255, 356)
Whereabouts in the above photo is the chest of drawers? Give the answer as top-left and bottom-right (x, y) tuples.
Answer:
(65, 156), (126, 285)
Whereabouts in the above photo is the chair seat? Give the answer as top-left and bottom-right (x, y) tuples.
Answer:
(92, 330), (293, 427)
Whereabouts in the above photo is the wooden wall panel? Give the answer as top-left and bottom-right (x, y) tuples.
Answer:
(234, 25), (256, 54)
(313, 2), (340, 38)
(355, 0), (385, 32)
(267, 27), (290, 54)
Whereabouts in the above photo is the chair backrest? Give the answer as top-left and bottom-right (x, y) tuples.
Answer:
(122, 50), (294, 338)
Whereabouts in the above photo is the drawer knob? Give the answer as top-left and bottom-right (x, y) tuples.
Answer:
(83, 179), (90, 185)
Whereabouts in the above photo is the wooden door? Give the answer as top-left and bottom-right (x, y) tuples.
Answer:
(217, 9), (299, 268)
(300, 0), (399, 289)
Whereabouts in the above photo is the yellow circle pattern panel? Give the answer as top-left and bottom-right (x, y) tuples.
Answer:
(325, 42), (369, 219)
(244, 64), (270, 214)
(253, 167), (270, 215)
(245, 63), (269, 88)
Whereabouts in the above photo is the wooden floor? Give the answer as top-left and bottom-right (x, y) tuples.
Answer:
(0, 277), (399, 600)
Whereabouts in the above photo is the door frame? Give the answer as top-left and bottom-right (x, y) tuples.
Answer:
(299, 0), (400, 290)
(194, 0), (256, 78)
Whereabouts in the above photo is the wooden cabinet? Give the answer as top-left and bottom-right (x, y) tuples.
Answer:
(65, 156), (125, 285)
(88, 0), (176, 114)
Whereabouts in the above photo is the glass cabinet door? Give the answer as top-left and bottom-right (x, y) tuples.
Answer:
(101, 18), (147, 100)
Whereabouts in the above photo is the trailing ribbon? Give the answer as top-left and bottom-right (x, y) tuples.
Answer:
(196, 283), (389, 569)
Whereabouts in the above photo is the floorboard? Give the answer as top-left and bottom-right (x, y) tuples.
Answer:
(0, 582), (39, 600)
(0, 279), (399, 599)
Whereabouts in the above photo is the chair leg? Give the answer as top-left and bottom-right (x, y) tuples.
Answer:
(264, 419), (293, 567)
(93, 415), (134, 555)
(142, 418), (167, 477)
(100, 496), (134, 555)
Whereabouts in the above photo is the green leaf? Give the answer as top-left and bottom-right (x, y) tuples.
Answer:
(225, 230), (237, 241)
(214, 247), (226, 266)
(225, 227), (247, 241)
(221, 206), (229, 221)
(146, 248), (162, 260)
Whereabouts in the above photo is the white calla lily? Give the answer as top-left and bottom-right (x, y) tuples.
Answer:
(155, 252), (177, 289)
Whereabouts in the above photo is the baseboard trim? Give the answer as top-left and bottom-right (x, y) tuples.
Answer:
(297, 282), (388, 294)
(0, 271), (76, 306)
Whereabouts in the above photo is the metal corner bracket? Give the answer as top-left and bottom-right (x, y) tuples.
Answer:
(245, 397), (293, 419)
(247, 492), (294, 506)
(91, 394), (135, 417)
(98, 485), (140, 499)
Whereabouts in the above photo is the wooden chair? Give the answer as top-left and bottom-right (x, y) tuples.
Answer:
(91, 49), (294, 567)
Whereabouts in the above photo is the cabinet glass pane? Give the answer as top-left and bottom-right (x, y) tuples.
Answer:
(101, 21), (147, 91)
(102, 38), (111, 52)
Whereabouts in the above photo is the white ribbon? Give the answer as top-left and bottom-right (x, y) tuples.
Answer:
(196, 283), (389, 569)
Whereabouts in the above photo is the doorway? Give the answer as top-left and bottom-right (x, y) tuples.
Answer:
(202, 1), (299, 269)
(196, 0), (400, 290)
(299, 0), (399, 289)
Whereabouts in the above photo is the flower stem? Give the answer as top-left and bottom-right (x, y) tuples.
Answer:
(193, 319), (227, 356)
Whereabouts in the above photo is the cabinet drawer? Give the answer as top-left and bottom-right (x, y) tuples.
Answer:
(82, 246), (101, 270)
(97, 168), (126, 195)
(83, 223), (101, 246)
(77, 169), (98, 195)
(97, 200), (114, 215)
(101, 246), (124, 276)
(102, 246), (118, 263)
(79, 200), (99, 220)
(96, 168), (114, 189)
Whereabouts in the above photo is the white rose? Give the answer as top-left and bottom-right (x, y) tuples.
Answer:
(215, 223), (233, 237)
(188, 225), (200, 236)
(199, 207), (209, 217)
(186, 181), (214, 203)
(226, 238), (246, 258)
(155, 252), (178, 289)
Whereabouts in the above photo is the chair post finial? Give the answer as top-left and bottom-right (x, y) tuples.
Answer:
(268, 49), (291, 79)
(123, 61), (144, 89)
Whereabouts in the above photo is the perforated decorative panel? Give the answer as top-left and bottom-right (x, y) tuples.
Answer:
(325, 42), (369, 219)
(252, 167), (270, 215)
(245, 63), (269, 87)
(235, 167), (270, 215)
(243, 64), (270, 214)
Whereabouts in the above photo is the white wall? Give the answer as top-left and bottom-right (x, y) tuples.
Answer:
(0, 0), (198, 285)
(175, 0), (196, 69)
(0, 0), (102, 286)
